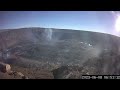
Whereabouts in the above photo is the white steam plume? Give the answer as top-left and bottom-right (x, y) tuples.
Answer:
(44, 28), (53, 41)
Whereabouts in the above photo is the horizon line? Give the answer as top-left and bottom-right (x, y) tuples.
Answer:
(0, 26), (119, 37)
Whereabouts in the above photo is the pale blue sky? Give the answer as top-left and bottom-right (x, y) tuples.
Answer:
(0, 11), (119, 36)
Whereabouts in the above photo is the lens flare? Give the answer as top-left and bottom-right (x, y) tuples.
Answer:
(115, 16), (120, 32)
(110, 11), (120, 32)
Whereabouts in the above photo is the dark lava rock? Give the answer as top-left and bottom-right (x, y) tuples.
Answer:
(52, 66), (83, 79)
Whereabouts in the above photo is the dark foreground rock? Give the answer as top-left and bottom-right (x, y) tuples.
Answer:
(52, 51), (120, 79)
(52, 66), (83, 79)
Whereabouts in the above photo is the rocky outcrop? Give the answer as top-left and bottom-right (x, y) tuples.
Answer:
(0, 61), (55, 79)
(0, 62), (11, 73)
(0, 61), (28, 79)
(8, 71), (28, 79)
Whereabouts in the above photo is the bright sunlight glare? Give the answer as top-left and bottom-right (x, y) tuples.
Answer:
(115, 16), (120, 32)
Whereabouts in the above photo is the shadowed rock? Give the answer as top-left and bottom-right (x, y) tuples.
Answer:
(52, 66), (83, 79)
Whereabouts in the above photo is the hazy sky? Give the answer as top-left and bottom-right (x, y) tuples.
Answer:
(0, 11), (119, 36)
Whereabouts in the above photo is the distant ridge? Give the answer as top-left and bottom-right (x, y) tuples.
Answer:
(0, 27), (119, 37)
